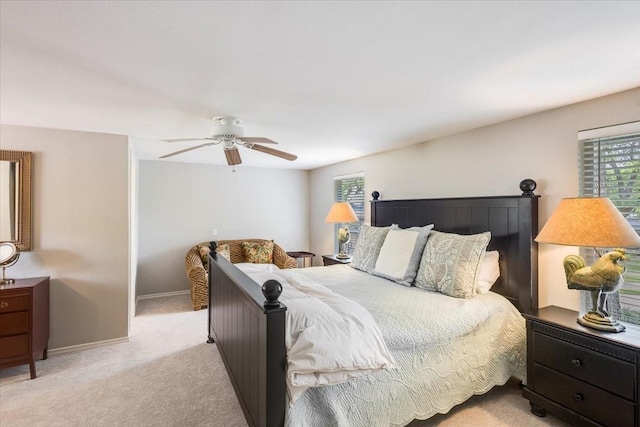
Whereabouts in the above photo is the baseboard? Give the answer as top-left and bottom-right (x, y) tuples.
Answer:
(49, 336), (130, 356)
(135, 290), (190, 311)
(136, 289), (190, 301)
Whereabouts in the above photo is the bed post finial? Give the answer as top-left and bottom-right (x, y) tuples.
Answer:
(519, 179), (537, 196)
(262, 279), (282, 308)
(372, 191), (380, 200)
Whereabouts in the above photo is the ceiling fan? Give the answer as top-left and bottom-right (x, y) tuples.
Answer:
(160, 116), (297, 167)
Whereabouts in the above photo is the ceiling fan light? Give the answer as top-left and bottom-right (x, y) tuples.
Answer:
(211, 116), (243, 139)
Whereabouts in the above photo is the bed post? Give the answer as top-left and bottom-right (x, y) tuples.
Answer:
(208, 253), (287, 427)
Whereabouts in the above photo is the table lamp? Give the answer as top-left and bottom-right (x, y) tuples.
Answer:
(325, 202), (359, 259)
(535, 197), (640, 332)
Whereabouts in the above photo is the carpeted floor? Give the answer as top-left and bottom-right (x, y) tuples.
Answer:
(0, 294), (572, 426)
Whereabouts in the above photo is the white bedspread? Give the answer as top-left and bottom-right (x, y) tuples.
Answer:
(235, 264), (396, 404)
(281, 265), (527, 427)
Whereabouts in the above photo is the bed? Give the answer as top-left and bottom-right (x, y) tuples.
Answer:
(207, 191), (539, 427)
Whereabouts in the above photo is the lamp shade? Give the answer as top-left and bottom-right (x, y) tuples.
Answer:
(325, 202), (359, 223)
(535, 197), (640, 248)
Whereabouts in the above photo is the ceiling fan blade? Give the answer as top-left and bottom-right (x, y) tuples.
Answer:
(240, 137), (278, 144)
(159, 143), (212, 158)
(163, 137), (215, 143)
(248, 144), (297, 161)
(224, 147), (242, 166)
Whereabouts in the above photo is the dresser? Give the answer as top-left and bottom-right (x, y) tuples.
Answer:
(0, 277), (50, 379)
(523, 306), (640, 427)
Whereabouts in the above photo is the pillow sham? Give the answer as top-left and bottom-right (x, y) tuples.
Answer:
(476, 250), (500, 294)
(415, 230), (491, 298)
(350, 224), (391, 274)
(373, 224), (434, 287)
(242, 240), (274, 264)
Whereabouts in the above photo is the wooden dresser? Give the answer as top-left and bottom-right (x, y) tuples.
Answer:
(523, 306), (640, 427)
(0, 277), (50, 379)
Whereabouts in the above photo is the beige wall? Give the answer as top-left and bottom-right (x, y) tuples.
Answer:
(309, 87), (640, 311)
(135, 160), (310, 296)
(0, 125), (129, 350)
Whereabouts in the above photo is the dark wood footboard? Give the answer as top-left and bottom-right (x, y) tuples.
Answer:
(208, 254), (287, 427)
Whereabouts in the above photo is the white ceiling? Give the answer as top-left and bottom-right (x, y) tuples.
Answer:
(1, 1), (639, 170)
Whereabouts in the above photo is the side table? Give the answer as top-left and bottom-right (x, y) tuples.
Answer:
(522, 305), (640, 427)
(322, 254), (351, 266)
(286, 251), (316, 268)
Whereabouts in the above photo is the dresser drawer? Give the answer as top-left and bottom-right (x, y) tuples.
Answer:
(0, 334), (28, 359)
(535, 363), (635, 427)
(533, 331), (635, 401)
(0, 312), (29, 336)
(0, 295), (29, 314)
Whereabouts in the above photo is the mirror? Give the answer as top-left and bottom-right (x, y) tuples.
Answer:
(0, 150), (32, 251)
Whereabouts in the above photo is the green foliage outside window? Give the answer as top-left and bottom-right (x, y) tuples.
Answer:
(580, 132), (640, 323)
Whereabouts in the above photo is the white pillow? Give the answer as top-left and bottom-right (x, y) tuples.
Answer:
(476, 250), (500, 294)
(373, 224), (433, 286)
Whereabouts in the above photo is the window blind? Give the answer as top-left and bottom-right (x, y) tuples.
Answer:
(579, 128), (640, 323)
(334, 173), (365, 254)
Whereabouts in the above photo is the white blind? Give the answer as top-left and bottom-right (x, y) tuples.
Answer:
(579, 129), (640, 322)
(334, 173), (365, 254)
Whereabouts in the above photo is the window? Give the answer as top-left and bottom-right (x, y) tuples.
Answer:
(334, 172), (365, 255)
(578, 122), (640, 324)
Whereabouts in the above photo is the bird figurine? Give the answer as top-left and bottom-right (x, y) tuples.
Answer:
(336, 226), (351, 258)
(563, 248), (628, 332)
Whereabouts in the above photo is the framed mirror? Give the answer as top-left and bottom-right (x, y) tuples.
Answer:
(0, 150), (32, 251)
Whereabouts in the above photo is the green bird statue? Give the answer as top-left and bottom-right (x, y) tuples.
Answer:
(563, 248), (628, 332)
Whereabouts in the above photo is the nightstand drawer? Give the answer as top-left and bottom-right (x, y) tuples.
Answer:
(0, 295), (29, 314)
(535, 363), (635, 427)
(0, 312), (29, 336)
(533, 331), (635, 400)
(0, 334), (28, 359)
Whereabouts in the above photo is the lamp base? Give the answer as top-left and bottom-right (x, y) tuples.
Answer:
(578, 312), (626, 333)
(336, 252), (351, 260)
(0, 278), (15, 285)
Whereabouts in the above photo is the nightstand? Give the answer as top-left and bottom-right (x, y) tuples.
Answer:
(286, 251), (316, 268)
(522, 306), (640, 427)
(322, 254), (351, 266)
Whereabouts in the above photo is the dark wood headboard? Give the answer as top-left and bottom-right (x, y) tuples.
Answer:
(371, 194), (539, 313)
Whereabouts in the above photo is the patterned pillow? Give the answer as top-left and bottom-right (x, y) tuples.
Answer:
(242, 241), (274, 264)
(350, 225), (391, 273)
(198, 245), (211, 269)
(415, 231), (491, 298)
(373, 224), (434, 287)
(216, 243), (231, 261)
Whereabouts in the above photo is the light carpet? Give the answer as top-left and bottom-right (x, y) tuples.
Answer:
(0, 294), (571, 426)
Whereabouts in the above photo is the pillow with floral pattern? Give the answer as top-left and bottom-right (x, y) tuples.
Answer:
(198, 245), (211, 269)
(216, 243), (231, 261)
(242, 241), (274, 264)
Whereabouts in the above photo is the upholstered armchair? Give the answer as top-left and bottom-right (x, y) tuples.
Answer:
(185, 239), (296, 311)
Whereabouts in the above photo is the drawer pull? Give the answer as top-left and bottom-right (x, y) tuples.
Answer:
(0, 301), (8, 308)
(573, 393), (584, 402)
(571, 358), (583, 367)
